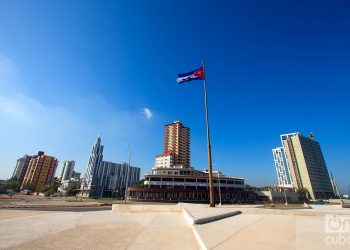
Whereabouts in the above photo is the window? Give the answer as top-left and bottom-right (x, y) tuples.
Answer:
(162, 178), (173, 182)
(174, 178), (185, 182)
(150, 177), (161, 181)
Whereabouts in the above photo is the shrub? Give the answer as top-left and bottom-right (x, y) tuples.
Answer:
(64, 188), (78, 197)
(44, 190), (54, 197)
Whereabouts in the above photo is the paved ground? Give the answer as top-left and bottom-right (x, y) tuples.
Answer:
(1, 204), (350, 249)
(0, 208), (198, 250)
(183, 204), (350, 250)
(194, 213), (337, 249)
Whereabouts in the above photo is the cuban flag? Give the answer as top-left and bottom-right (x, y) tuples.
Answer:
(176, 66), (205, 84)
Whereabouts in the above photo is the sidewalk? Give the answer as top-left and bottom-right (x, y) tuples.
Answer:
(1, 203), (350, 249)
(0, 208), (199, 250)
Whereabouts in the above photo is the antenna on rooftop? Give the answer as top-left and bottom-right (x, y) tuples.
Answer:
(309, 132), (314, 141)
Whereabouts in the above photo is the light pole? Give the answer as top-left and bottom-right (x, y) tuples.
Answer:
(218, 171), (222, 206)
(100, 184), (104, 198)
(283, 188), (288, 205)
(124, 143), (131, 204)
(213, 164), (222, 206)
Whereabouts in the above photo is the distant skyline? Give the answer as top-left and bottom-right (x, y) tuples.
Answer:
(0, 1), (349, 192)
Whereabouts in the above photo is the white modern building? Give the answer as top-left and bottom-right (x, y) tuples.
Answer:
(58, 179), (81, 194)
(79, 136), (140, 197)
(272, 132), (335, 199)
(272, 147), (293, 187)
(97, 161), (140, 197)
(58, 161), (75, 182)
(80, 135), (104, 196)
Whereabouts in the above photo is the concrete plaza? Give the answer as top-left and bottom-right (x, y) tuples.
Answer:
(1, 204), (350, 250)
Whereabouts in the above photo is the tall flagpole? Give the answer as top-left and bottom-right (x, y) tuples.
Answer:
(202, 61), (215, 207)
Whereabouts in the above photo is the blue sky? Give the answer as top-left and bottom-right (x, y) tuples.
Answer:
(0, 1), (349, 192)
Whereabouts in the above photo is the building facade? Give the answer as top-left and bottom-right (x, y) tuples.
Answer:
(128, 166), (255, 203)
(58, 179), (81, 194)
(164, 121), (190, 167)
(80, 136), (104, 196)
(273, 132), (335, 200)
(155, 152), (175, 168)
(80, 136), (140, 197)
(95, 161), (140, 197)
(255, 186), (299, 203)
(12, 155), (32, 186)
(330, 172), (340, 197)
(72, 171), (81, 180)
(20, 151), (58, 192)
(272, 147), (293, 187)
(58, 160), (75, 182)
(127, 121), (255, 203)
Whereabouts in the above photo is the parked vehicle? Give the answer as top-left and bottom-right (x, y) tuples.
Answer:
(20, 190), (31, 195)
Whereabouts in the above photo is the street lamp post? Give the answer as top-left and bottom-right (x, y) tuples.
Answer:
(213, 164), (222, 206)
(218, 171), (222, 206)
(124, 143), (131, 204)
(100, 184), (104, 198)
(283, 188), (288, 205)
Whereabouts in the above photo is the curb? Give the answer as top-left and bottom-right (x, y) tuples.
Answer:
(182, 208), (207, 250)
(183, 208), (241, 224)
(182, 208), (241, 250)
(195, 211), (241, 224)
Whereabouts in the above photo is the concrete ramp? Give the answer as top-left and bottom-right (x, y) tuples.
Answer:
(127, 212), (199, 250)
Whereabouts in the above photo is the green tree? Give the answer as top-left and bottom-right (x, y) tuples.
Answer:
(130, 179), (145, 188)
(6, 177), (20, 192)
(40, 177), (61, 196)
(41, 185), (51, 193)
(44, 189), (55, 197)
(64, 188), (78, 197)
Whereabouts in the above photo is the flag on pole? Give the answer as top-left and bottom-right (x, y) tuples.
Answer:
(176, 66), (205, 84)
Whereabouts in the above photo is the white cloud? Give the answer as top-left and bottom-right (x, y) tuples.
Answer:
(0, 54), (94, 178)
(142, 107), (153, 120)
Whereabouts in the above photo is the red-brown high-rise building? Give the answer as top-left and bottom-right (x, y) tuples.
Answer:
(21, 151), (58, 192)
(163, 120), (190, 167)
